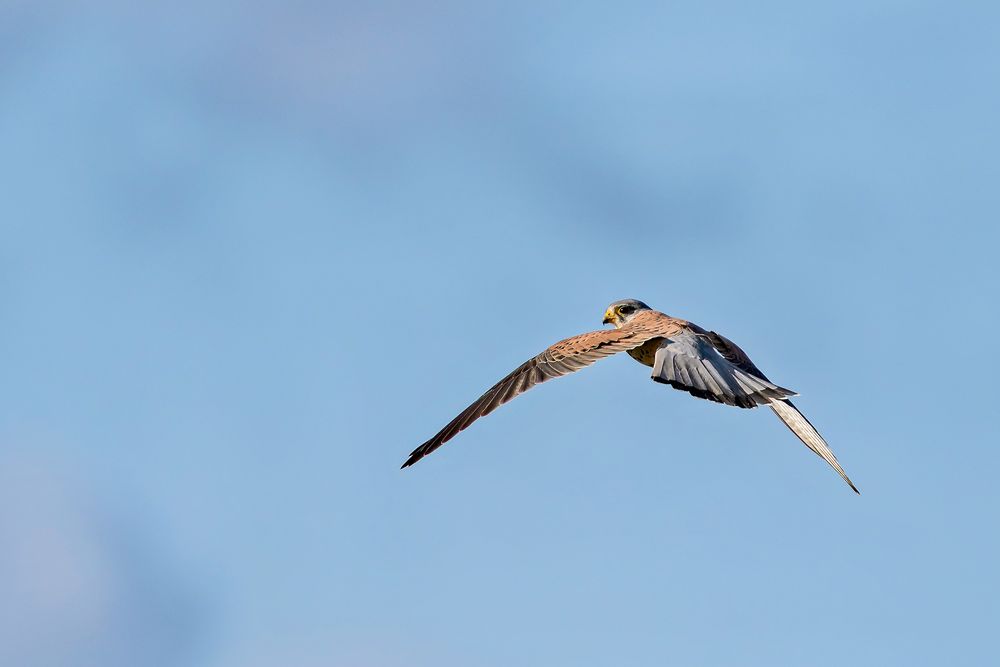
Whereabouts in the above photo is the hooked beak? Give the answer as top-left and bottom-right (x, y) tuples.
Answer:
(602, 308), (615, 325)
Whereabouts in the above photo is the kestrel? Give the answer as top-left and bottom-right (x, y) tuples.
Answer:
(402, 299), (858, 493)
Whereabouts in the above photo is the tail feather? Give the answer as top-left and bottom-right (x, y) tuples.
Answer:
(770, 399), (859, 494)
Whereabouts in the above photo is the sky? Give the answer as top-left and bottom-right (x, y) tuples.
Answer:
(2, 1), (999, 666)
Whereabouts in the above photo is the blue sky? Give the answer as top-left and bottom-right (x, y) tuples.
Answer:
(2, 2), (998, 665)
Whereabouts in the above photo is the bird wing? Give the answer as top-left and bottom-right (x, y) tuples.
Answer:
(697, 328), (770, 379)
(768, 399), (859, 493)
(697, 327), (859, 493)
(402, 311), (680, 468)
(650, 326), (796, 409)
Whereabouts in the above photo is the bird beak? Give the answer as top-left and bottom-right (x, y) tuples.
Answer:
(602, 308), (615, 325)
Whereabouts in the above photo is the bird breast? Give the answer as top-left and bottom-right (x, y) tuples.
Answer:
(627, 338), (663, 367)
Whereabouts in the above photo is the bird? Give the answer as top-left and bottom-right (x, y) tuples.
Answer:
(401, 299), (858, 493)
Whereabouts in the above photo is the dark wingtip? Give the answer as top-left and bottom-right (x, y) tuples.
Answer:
(850, 483), (861, 495)
(400, 447), (424, 469)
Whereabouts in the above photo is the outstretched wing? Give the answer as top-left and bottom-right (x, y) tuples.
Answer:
(698, 328), (770, 380)
(769, 399), (859, 493)
(650, 328), (796, 408)
(699, 327), (859, 493)
(402, 313), (678, 468)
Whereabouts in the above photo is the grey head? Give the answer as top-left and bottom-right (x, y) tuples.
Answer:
(602, 299), (652, 328)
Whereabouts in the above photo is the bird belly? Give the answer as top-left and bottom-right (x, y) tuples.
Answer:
(627, 338), (663, 367)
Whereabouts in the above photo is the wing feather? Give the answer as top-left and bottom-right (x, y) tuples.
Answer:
(650, 329), (795, 408)
(402, 312), (677, 468)
(698, 326), (859, 492)
(770, 399), (859, 494)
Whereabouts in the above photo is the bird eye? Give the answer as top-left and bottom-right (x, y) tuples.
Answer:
(619, 305), (632, 314)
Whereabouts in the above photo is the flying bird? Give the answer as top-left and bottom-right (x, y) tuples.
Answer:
(401, 299), (858, 493)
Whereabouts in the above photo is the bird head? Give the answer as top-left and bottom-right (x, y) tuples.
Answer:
(602, 299), (651, 328)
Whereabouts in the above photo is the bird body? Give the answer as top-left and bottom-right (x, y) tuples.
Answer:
(403, 299), (858, 493)
(626, 337), (664, 366)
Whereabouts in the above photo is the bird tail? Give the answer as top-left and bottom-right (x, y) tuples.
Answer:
(769, 399), (859, 494)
